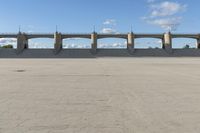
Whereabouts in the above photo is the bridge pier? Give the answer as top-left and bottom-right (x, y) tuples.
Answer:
(162, 38), (165, 49)
(17, 32), (28, 54)
(197, 35), (200, 48)
(91, 32), (97, 54)
(54, 32), (62, 54)
(127, 32), (134, 54)
(163, 32), (172, 53)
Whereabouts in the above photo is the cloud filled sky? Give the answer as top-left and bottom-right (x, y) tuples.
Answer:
(0, 0), (199, 48)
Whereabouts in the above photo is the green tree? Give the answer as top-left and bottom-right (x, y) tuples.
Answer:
(0, 44), (13, 49)
(183, 44), (190, 49)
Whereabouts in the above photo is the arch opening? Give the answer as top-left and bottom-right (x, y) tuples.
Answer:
(28, 38), (54, 49)
(98, 38), (127, 49)
(63, 38), (91, 49)
(135, 38), (162, 49)
(0, 38), (17, 49)
(172, 38), (197, 49)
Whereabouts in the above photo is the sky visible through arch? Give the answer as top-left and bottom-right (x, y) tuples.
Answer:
(0, 0), (199, 48)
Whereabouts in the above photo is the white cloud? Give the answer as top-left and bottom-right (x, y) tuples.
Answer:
(28, 40), (53, 48)
(0, 38), (17, 48)
(29, 42), (89, 49)
(147, 17), (182, 31)
(0, 38), (16, 44)
(0, 38), (17, 45)
(101, 28), (117, 34)
(101, 19), (119, 34)
(103, 19), (117, 25)
(64, 43), (126, 49)
(150, 1), (187, 17)
(98, 42), (126, 48)
(63, 44), (91, 48)
(29, 43), (54, 49)
(143, 0), (187, 31)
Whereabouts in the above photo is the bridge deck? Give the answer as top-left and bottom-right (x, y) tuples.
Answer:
(0, 33), (199, 39)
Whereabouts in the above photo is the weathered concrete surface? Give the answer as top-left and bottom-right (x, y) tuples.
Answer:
(0, 58), (200, 133)
(2, 49), (200, 58)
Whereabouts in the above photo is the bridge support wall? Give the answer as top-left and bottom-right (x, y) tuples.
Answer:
(163, 32), (172, 52)
(127, 32), (134, 53)
(197, 37), (200, 49)
(17, 33), (28, 53)
(54, 32), (62, 54)
(91, 32), (97, 54)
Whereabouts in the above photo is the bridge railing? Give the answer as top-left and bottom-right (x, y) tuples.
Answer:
(26, 33), (54, 35)
(0, 32), (200, 36)
(61, 32), (92, 34)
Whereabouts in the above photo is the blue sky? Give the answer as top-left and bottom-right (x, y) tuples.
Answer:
(0, 0), (199, 48)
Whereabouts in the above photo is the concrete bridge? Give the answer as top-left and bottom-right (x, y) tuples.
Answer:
(0, 32), (200, 54)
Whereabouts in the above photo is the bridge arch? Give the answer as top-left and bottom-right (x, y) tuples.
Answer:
(172, 38), (197, 49)
(97, 38), (127, 49)
(26, 34), (54, 40)
(134, 38), (163, 49)
(97, 34), (127, 40)
(63, 38), (91, 49)
(28, 38), (54, 49)
(28, 36), (54, 40)
(62, 34), (91, 40)
(134, 34), (163, 40)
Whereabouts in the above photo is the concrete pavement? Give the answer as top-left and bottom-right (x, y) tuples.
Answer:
(0, 58), (200, 133)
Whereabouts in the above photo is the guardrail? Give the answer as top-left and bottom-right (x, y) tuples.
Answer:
(0, 32), (199, 35)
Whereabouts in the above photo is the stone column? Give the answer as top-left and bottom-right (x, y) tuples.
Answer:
(197, 35), (200, 49)
(91, 32), (97, 54)
(17, 32), (28, 53)
(163, 32), (172, 53)
(127, 32), (134, 53)
(54, 32), (62, 54)
(162, 38), (165, 49)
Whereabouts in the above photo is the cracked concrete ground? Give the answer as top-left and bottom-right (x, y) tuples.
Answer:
(0, 58), (200, 133)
